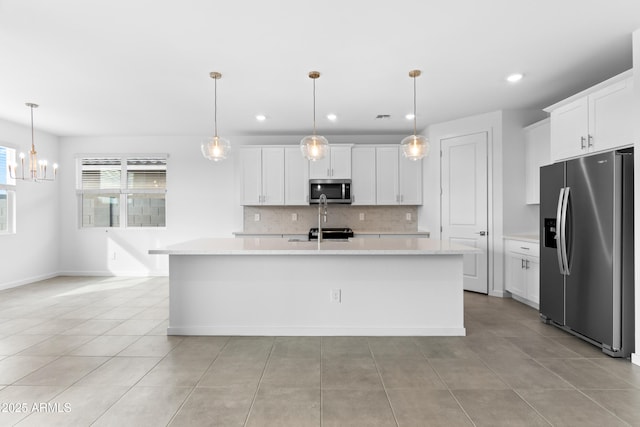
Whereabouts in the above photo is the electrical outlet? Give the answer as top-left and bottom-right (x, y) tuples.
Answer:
(406, 212), (412, 221)
(330, 289), (341, 303)
(359, 213), (365, 221)
(254, 213), (260, 222)
(291, 213), (298, 221)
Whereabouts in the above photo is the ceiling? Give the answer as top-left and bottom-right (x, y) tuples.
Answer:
(1, 0), (640, 138)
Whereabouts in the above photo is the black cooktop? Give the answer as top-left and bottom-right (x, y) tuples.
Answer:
(308, 227), (354, 240)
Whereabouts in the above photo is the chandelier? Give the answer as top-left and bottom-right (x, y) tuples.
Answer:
(8, 103), (58, 181)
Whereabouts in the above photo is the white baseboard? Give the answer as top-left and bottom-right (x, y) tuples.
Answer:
(0, 272), (60, 291)
(167, 326), (467, 337)
(58, 270), (168, 277)
(632, 353), (640, 367)
(489, 290), (507, 298)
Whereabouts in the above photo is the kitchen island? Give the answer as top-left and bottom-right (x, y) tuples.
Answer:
(149, 237), (477, 336)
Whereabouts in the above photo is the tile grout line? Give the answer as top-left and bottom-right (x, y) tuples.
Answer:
(320, 336), (324, 427)
(367, 338), (400, 427)
(412, 337), (477, 427)
(164, 336), (232, 426)
(242, 338), (276, 427)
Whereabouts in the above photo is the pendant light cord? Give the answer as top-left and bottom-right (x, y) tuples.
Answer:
(312, 78), (317, 136)
(214, 76), (218, 138)
(413, 75), (417, 136)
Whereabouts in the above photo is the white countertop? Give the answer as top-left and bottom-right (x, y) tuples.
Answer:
(232, 230), (430, 237)
(503, 234), (540, 243)
(149, 237), (476, 256)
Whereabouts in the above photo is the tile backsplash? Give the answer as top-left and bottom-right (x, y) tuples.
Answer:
(243, 205), (419, 234)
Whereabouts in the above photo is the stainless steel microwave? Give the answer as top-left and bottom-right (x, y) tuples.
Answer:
(309, 179), (352, 204)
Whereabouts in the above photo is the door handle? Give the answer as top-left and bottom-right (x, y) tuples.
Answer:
(560, 187), (571, 275)
(555, 188), (566, 274)
(476, 231), (487, 236)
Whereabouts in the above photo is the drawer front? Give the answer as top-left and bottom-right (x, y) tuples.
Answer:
(505, 239), (539, 257)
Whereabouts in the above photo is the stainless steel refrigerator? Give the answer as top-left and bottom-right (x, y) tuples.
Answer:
(539, 148), (634, 358)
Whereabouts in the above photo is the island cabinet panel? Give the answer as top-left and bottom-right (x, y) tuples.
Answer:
(376, 146), (422, 205)
(284, 146), (309, 205)
(547, 71), (634, 162)
(240, 147), (285, 205)
(309, 145), (352, 179)
(351, 146), (376, 205)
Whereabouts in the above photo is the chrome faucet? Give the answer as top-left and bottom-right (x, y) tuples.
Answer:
(318, 194), (328, 242)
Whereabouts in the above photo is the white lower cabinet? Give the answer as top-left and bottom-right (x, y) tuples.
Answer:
(504, 239), (540, 307)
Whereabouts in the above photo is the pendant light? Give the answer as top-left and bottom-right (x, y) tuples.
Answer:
(201, 71), (231, 162)
(8, 103), (58, 181)
(401, 70), (429, 160)
(300, 71), (329, 161)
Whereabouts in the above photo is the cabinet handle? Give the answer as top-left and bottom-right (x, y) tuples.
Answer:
(521, 259), (525, 269)
(520, 246), (529, 250)
(580, 136), (586, 149)
(331, 168), (334, 177)
(588, 134), (593, 147)
(525, 259), (530, 269)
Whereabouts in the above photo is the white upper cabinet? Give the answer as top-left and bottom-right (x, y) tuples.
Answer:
(546, 71), (634, 162)
(240, 147), (285, 205)
(284, 146), (309, 205)
(309, 145), (352, 179)
(376, 146), (422, 205)
(524, 118), (550, 205)
(351, 146), (377, 205)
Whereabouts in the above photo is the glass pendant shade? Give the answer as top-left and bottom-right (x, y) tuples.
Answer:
(201, 136), (231, 162)
(300, 135), (328, 162)
(401, 134), (429, 161)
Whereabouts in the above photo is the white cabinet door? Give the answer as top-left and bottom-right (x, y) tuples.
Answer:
(308, 154), (330, 179)
(399, 155), (422, 205)
(376, 146), (400, 205)
(588, 77), (634, 153)
(240, 147), (263, 205)
(284, 147), (309, 205)
(526, 256), (540, 305)
(351, 146), (376, 205)
(329, 146), (352, 179)
(524, 119), (550, 205)
(550, 97), (588, 161)
(308, 146), (352, 179)
(261, 147), (284, 205)
(505, 252), (526, 296)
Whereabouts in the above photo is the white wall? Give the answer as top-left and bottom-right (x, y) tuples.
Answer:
(632, 28), (640, 366)
(423, 109), (545, 297)
(58, 136), (241, 276)
(57, 134), (405, 276)
(0, 118), (60, 290)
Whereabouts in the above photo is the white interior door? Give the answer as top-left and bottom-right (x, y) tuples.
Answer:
(441, 132), (488, 293)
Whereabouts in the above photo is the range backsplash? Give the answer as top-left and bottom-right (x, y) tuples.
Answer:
(243, 205), (419, 234)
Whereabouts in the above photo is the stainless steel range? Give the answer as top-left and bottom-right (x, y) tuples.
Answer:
(308, 227), (354, 241)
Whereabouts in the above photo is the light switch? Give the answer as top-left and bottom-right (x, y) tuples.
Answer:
(359, 213), (365, 221)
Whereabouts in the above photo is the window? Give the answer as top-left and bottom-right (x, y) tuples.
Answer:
(0, 145), (16, 234)
(78, 155), (167, 228)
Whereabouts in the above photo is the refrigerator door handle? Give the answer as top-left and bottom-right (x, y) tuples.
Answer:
(555, 188), (566, 274)
(560, 186), (571, 275)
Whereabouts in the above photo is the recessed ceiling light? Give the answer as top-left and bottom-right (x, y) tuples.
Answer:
(255, 114), (267, 121)
(405, 113), (415, 120)
(506, 73), (524, 83)
(327, 113), (337, 121)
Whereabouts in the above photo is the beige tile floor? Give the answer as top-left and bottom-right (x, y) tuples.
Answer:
(0, 276), (639, 426)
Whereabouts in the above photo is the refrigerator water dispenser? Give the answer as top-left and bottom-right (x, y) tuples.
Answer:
(543, 218), (557, 248)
